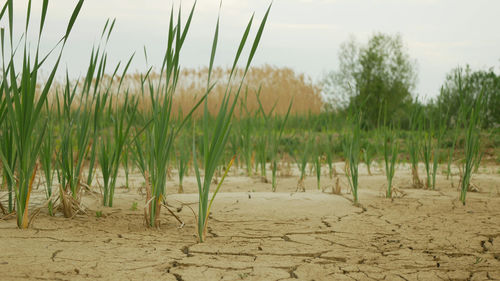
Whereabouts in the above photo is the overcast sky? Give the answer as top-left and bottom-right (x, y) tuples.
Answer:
(4, 0), (500, 100)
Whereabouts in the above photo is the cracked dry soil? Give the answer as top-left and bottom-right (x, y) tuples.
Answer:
(1, 166), (500, 281)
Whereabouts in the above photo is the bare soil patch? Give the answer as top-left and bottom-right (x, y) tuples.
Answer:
(1, 164), (500, 280)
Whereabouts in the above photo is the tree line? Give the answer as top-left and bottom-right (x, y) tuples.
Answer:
(322, 32), (500, 129)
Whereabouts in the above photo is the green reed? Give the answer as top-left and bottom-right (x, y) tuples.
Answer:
(0, 0), (83, 227)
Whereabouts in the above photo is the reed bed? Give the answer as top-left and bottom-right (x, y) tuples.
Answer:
(0, 0), (496, 240)
(45, 65), (323, 119)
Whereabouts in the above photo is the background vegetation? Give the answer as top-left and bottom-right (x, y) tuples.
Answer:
(0, 0), (498, 233)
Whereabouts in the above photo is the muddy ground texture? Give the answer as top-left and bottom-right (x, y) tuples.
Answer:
(1, 163), (500, 281)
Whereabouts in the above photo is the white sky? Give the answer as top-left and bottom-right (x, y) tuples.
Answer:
(3, 0), (500, 100)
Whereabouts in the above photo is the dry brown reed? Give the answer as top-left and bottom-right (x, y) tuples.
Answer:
(46, 65), (323, 117)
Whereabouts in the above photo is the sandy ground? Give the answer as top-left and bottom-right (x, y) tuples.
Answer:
(1, 163), (500, 281)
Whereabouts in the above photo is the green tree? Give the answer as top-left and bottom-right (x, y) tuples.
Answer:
(323, 33), (417, 127)
(437, 65), (500, 128)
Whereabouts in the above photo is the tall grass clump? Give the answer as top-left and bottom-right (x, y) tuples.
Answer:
(255, 90), (274, 182)
(56, 77), (93, 217)
(383, 126), (398, 198)
(407, 107), (423, 188)
(97, 52), (136, 206)
(343, 110), (361, 204)
(295, 134), (311, 192)
(421, 109), (447, 190)
(176, 134), (190, 193)
(238, 92), (255, 177)
(444, 76), (470, 181)
(194, 3), (271, 242)
(362, 142), (374, 176)
(431, 110), (447, 190)
(100, 91), (138, 207)
(40, 103), (55, 215)
(121, 148), (131, 189)
(421, 122), (433, 189)
(459, 93), (483, 205)
(0, 0), (83, 228)
(140, 4), (204, 228)
(0, 121), (16, 213)
(270, 101), (292, 191)
(325, 135), (335, 179)
(446, 125), (460, 179)
(312, 134), (322, 190)
(84, 20), (120, 189)
(55, 19), (120, 215)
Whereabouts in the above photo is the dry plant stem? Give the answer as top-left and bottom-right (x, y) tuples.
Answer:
(333, 177), (341, 195)
(0, 201), (7, 215)
(59, 182), (81, 218)
(21, 164), (38, 228)
(296, 177), (305, 192)
(271, 161), (277, 189)
(412, 167), (423, 188)
(143, 173), (162, 228)
(59, 185), (71, 218)
(61, 144), (88, 218)
(58, 185), (85, 219)
(1, 212), (16, 221)
(162, 202), (184, 227)
(27, 207), (42, 228)
(155, 197), (162, 228)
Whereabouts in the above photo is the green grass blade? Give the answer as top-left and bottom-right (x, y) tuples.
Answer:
(64, 0), (84, 43)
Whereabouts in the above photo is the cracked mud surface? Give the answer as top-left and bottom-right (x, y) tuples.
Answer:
(1, 164), (500, 280)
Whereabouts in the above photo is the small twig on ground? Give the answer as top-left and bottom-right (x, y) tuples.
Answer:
(1, 211), (16, 220)
(0, 201), (6, 215)
(162, 202), (185, 228)
(391, 187), (407, 198)
(28, 207), (42, 228)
